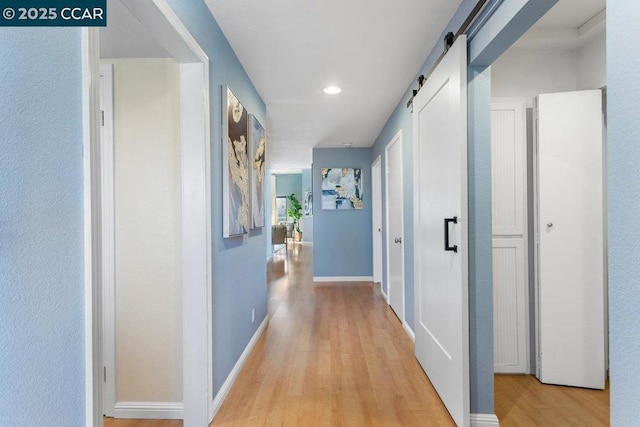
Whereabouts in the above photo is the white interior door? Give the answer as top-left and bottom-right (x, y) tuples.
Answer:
(491, 99), (529, 374)
(371, 156), (383, 285)
(413, 36), (469, 426)
(536, 90), (605, 389)
(385, 132), (404, 321)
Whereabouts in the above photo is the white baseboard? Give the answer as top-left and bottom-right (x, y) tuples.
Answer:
(403, 322), (415, 343)
(209, 315), (269, 421)
(380, 282), (388, 301)
(313, 276), (374, 282)
(471, 413), (500, 427)
(112, 402), (183, 419)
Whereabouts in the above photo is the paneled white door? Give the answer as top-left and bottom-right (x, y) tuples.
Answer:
(413, 36), (469, 426)
(536, 90), (605, 389)
(491, 99), (529, 374)
(385, 132), (404, 321)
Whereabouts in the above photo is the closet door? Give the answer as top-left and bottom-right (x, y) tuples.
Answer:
(536, 90), (605, 389)
(491, 99), (528, 374)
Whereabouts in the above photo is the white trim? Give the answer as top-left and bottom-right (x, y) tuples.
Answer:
(380, 282), (388, 300)
(93, 2), (213, 425)
(470, 413), (500, 427)
(82, 27), (101, 427)
(403, 322), (415, 343)
(371, 155), (383, 285)
(384, 130), (405, 323)
(210, 316), (269, 420)
(112, 402), (184, 420)
(312, 276), (374, 282)
(99, 62), (116, 417)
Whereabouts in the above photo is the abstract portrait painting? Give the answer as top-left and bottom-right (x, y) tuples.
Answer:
(223, 86), (250, 237)
(321, 167), (363, 210)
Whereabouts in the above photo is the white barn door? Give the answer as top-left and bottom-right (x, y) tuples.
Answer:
(413, 36), (469, 426)
(536, 90), (605, 389)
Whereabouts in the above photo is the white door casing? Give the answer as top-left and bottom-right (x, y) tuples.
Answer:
(95, 1), (213, 424)
(371, 156), (383, 286)
(385, 131), (404, 321)
(491, 99), (529, 374)
(413, 35), (469, 426)
(535, 90), (605, 390)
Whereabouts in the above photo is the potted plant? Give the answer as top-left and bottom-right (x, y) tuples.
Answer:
(287, 193), (303, 241)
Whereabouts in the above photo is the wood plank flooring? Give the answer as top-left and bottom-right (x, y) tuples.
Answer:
(495, 374), (609, 426)
(211, 243), (454, 426)
(104, 242), (610, 426)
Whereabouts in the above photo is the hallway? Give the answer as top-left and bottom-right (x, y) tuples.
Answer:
(104, 242), (610, 426)
(211, 243), (454, 426)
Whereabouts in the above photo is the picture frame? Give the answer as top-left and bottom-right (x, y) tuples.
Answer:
(320, 167), (363, 210)
(222, 86), (250, 237)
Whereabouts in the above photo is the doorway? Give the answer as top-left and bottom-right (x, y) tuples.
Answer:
(371, 156), (383, 286)
(86, 0), (212, 424)
(490, 0), (609, 420)
(384, 132), (405, 322)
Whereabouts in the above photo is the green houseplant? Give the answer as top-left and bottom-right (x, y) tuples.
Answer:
(287, 193), (303, 241)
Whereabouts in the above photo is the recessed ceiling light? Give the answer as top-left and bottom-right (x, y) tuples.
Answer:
(323, 86), (342, 95)
(343, 143), (353, 148)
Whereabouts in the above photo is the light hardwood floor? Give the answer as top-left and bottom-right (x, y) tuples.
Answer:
(104, 242), (610, 426)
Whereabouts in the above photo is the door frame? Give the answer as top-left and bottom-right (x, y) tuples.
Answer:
(371, 155), (383, 288)
(83, 0), (213, 424)
(385, 130), (405, 321)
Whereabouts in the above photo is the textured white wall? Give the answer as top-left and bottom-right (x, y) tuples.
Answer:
(111, 58), (183, 403)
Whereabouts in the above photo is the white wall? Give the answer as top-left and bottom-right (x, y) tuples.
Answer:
(111, 58), (183, 403)
(577, 31), (607, 90)
(492, 49), (578, 101)
(492, 29), (606, 101)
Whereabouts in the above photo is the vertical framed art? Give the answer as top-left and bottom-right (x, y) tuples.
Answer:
(222, 86), (250, 237)
(249, 115), (266, 228)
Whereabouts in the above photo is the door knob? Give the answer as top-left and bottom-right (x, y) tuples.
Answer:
(394, 237), (402, 244)
(547, 223), (553, 228)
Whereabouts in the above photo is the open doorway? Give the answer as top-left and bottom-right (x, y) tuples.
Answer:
(490, 0), (609, 422)
(86, 0), (212, 424)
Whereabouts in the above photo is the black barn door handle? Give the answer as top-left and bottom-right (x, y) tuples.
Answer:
(444, 217), (458, 253)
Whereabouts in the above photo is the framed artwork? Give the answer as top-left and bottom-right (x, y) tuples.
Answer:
(222, 86), (250, 237)
(249, 115), (266, 228)
(304, 191), (313, 216)
(276, 196), (288, 223)
(321, 167), (363, 210)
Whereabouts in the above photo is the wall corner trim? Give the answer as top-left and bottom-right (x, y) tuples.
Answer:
(403, 322), (416, 343)
(312, 276), (374, 282)
(210, 315), (269, 421)
(470, 413), (500, 427)
(112, 402), (184, 419)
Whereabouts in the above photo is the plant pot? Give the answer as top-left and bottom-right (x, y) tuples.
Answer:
(294, 231), (303, 242)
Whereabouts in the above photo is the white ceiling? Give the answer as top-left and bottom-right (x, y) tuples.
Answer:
(100, 0), (605, 169)
(206, 0), (463, 169)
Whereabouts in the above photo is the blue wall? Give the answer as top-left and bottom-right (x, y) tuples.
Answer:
(467, 65), (494, 414)
(275, 173), (302, 202)
(608, 0), (640, 423)
(313, 148), (373, 278)
(0, 29), (85, 425)
(153, 0), (269, 397)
